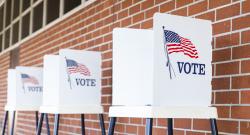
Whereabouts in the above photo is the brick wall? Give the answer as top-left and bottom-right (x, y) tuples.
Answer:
(0, 52), (9, 131)
(0, 0), (249, 134)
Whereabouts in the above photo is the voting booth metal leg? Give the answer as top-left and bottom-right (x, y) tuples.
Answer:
(10, 111), (16, 135)
(36, 113), (50, 135)
(53, 114), (60, 135)
(99, 114), (106, 135)
(80, 114), (85, 135)
(35, 111), (39, 129)
(210, 119), (218, 135)
(146, 118), (153, 135)
(1, 111), (8, 135)
(108, 117), (116, 135)
(45, 114), (50, 135)
(36, 113), (44, 135)
(168, 118), (173, 135)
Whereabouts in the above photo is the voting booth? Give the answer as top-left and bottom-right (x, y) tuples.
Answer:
(1, 66), (45, 135)
(36, 49), (105, 135)
(108, 13), (218, 135)
(5, 66), (43, 111)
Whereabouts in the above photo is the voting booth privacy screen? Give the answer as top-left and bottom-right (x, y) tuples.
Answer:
(42, 49), (102, 110)
(6, 66), (43, 111)
(113, 13), (212, 107)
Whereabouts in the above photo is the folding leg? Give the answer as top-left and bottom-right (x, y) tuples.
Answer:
(10, 111), (16, 135)
(99, 114), (106, 135)
(210, 119), (218, 135)
(108, 117), (116, 135)
(35, 111), (39, 129)
(81, 114), (85, 135)
(45, 114), (50, 135)
(1, 111), (8, 135)
(53, 114), (60, 135)
(167, 118), (173, 135)
(145, 118), (153, 135)
(36, 113), (44, 135)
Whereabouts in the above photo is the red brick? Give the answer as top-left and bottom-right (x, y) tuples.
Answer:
(152, 128), (166, 135)
(129, 4), (141, 15)
(122, 0), (133, 9)
(212, 77), (230, 90)
(216, 3), (240, 20)
(215, 91), (239, 104)
(138, 126), (145, 135)
(215, 33), (239, 48)
(174, 118), (191, 129)
(232, 106), (250, 119)
(176, 0), (193, 8)
(232, 15), (250, 30)
(216, 61), (239, 75)
(174, 130), (185, 135)
(157, 118), (167, 126)
(118, 9), (128, 19)
(242, 0), (250, 13)
(232, 45), (250, 59)
(141, 0), (154, 10)
(160, 0), (175, 13)
(115, 123), (125, 133)
(212, 48), (231, 62)
(193, 119), (210, 131)
(188, 0), (208, 16)
(240, 121), (250, 134)
(130, 118), (142, 124)
(121, 17), (132, 27)
(186, 131), (205, 135)
(141, 19), (153, 29)
(212, 20), (231, 35)
(232, 75), (250, 89)
(217, 106), (230, 118)
(241, 90), (250, 104)
(125, 125), (137, 134)
(241, 60), (250, 73)
(171, 7), (188, 16)
(155, 0), (167, 5)
(196, 11), (215, 22)
(145, 6), (159, 19)
(209, 0), (231, 9)
(133, 12), (144, 23)
(242, 30), (250, 44)
(217, 120), (239, 133)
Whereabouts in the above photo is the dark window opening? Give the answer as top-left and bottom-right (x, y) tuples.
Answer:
(0, 6), (3, 31)
(5, 0), (12, 27)
(46, 0), (60, 24)
(13, 0), (20, 20)
(21, 12), (30, 39)
(12, 21), (19, 44)
(33, 2), (43, 32)
(4, 29), (10, 49)
(64, 0), (81, 14)
(22, 0), (31, 12)
(33, 0), (39, 4)
(0, 34), (2, 52)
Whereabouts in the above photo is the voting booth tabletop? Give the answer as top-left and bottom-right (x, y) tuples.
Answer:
(108, 106), (218, 135)
(1, 107), (50, 135)
(36, 106), (106, 135)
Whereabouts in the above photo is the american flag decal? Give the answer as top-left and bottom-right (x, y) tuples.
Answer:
(21, 74), (39, 85)
(66, 59), (91, 76)
(163, 30), (199, 59)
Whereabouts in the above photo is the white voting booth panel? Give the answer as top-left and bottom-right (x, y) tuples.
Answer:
(113, 28), (154, 106)
(5, 66), (43, 111)
(40, 49), (103, 114)
(111, 13), (217, 118)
